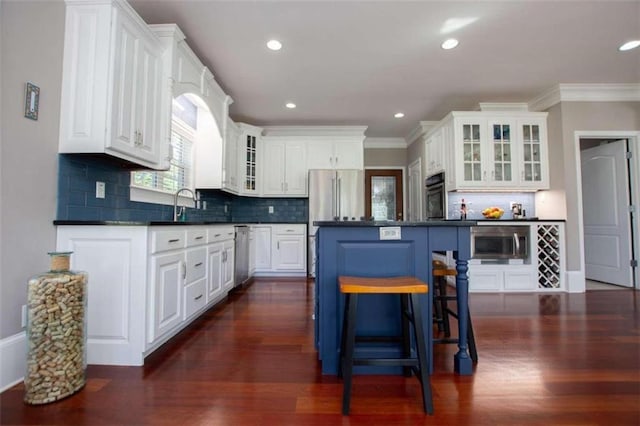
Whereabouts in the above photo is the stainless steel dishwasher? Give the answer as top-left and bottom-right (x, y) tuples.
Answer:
(234, 226), (250, 288)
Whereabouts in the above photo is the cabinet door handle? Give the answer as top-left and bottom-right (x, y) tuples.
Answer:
(214, 234), (221, 238)
(195, 262), (203, 267)
(194, 294), (203, 301)
(168, 238), (180, 243)
(182, 263), (186, 279)
(277, 241), (280, 250)
(195, 236), (204, 240)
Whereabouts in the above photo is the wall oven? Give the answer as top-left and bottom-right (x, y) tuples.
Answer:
(471, 226), (529, 259)
(425, 172), (445, 220)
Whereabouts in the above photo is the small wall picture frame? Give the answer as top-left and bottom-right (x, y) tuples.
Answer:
(24, 82), (40, 120)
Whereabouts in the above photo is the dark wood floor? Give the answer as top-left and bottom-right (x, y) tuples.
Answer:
(2, 279), (639, 425)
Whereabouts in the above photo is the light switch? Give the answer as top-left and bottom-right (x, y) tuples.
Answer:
(96, 181), (105, 199)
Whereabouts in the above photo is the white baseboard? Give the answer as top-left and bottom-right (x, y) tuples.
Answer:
(0, 331), (26, 393)
(566, 270), (586, 293)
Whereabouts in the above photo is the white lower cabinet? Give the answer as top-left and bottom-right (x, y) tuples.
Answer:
(56, 224), (235, 367)
(468, 265), (537, 292)
(150, 251), (184, 342)
(251, 224), (307, 276)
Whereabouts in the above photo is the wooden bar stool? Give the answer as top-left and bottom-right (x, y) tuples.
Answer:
(338, 276), (434, 415)
(432, 260), (478, 363)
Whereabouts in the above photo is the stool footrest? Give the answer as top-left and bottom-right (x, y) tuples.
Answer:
(353, 358), (420, 367)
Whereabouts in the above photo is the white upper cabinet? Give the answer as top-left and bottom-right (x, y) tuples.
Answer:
(236, 123), (263, 196)
(222, 118), (240, 193)
(443, 111), (549, 191)
(150, 24), (232, 184)
(59, 0), (165, 169)
(425, 126), (446, 177)
(307, 139), (364, 170)
(262, 138), (308, 196)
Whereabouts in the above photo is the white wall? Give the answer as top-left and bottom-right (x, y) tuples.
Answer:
(0, 0), (65, 339)
(554, 101), (640, 270)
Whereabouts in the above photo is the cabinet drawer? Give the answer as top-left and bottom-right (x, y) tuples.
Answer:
(184, 278), (206, 319)
(185, 247), (207, 284)
(208, 226), (235, 243)
(273, 224), (305, 235)
(186, 228), (207, 247)
(151, 229), (186, 253)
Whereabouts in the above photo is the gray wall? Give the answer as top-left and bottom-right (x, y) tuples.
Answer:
(1, 0), (65, 338)
(554, 101), (640, 270)
(364, 148), (407, 168)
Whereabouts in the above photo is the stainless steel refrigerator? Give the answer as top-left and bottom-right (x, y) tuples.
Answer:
(307, 169), (364, 276)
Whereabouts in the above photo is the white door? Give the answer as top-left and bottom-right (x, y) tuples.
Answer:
(408, 159), (422, 221)
(581, 140), (633, 286)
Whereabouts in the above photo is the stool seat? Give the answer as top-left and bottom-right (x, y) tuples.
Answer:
(338, 275), (434, 415)
(339, 276), (428, 294)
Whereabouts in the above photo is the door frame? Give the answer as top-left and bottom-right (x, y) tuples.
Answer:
(364, 167), (407, 221)
(574, 130), (640, 291)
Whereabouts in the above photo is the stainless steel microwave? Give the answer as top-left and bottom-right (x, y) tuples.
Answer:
(471, 226), (529, 259)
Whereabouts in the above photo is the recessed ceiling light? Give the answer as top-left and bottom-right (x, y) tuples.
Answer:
(619, 40), (640, 51)
(394, 112), (405, 118)
(286, 102), (296, 109)
(441, 38), (459, 50)
(267, 39), (282, 51)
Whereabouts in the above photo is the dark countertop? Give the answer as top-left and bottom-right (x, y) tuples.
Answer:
(314, 220), (478, 227)
(54, 220), (308, 226)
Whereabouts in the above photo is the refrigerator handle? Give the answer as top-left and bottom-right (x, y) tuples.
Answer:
(337, 177), (342, 218)
(331, 176), (337, 218)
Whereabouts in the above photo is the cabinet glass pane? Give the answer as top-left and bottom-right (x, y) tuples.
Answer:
(463, 125), (471, 141)
(494, 144), (502, 161)
(524, 164), (532, 180)
(464, 163), (472, 181)
(523, 125), (530, 141)
(532, 145), (540, 161)
(532, 125), (539, 141)
(493, 124), (501, 140)
(504, 164), (511, 180)
(524, 145), (531, 162)
(533, 164), (541, 181)
(472, 125), (480, 140)
(503, 145), (511, 161)
(473, 144), (481, 161)
(464, 144), (472, 161)
(494, 164), (503, 181)
(473, 164), (481, 181)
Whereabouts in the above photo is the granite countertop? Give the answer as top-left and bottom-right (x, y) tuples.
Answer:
(314, 220), (478, 227)
(54, 220), (308, 226)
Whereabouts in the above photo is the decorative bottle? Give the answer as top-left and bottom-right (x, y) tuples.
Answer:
(460, 198), (467, 220)
(24, 252), (87, 405)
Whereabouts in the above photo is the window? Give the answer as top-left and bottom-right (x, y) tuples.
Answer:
(131, 96), (197, 196)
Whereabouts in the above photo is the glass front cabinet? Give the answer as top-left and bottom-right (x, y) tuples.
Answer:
(444, 111), (549, 191)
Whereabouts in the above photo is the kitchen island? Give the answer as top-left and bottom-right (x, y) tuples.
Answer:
(314, 220), (476, 376)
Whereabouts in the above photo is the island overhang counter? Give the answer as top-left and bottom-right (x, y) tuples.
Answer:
(313, 220), (477, 376)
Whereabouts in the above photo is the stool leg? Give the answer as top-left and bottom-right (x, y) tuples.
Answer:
(432, 277), (445, 332)
(467, 308), (478, 363)
(342, 293), (358, 415)
(338, 293), (351, 379)
(439, 278), (452, 337)
(410, 293), (434, 415)
(400, 294), (412, 377)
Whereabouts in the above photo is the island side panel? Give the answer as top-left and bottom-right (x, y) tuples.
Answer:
(316, 226), (429, 375)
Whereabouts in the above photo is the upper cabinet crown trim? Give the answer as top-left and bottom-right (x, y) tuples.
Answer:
(261, 126), (367, 138)
(529, 83), (640, 112)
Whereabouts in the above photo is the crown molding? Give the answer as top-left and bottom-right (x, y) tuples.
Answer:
(529, 83), (640, 111)
(261, 126), (368, 138)
(406, 121), (439, 145)
(364, 138), (407, 149)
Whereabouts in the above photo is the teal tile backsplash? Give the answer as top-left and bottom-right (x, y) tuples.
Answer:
(57, 155), (308, 223)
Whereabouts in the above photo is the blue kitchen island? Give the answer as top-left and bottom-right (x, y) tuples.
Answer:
(314, 220), (476, 376)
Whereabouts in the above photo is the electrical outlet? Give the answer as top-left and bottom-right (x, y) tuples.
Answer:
(268, 206), (274, 214)
(203, 201), (207, 210)
(96, 181), (105, 199)
(21, 304), (27, 327)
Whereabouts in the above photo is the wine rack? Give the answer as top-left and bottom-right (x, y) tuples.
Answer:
(537, 224), (561, 289)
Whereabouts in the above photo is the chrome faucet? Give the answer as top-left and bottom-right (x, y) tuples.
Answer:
(173, 188), (199, 221)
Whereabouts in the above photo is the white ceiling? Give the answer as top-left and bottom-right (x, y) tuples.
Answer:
(128, 0), (640, 139)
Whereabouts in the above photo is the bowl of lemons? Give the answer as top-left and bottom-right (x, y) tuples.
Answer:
(482, 207), (504, 219)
